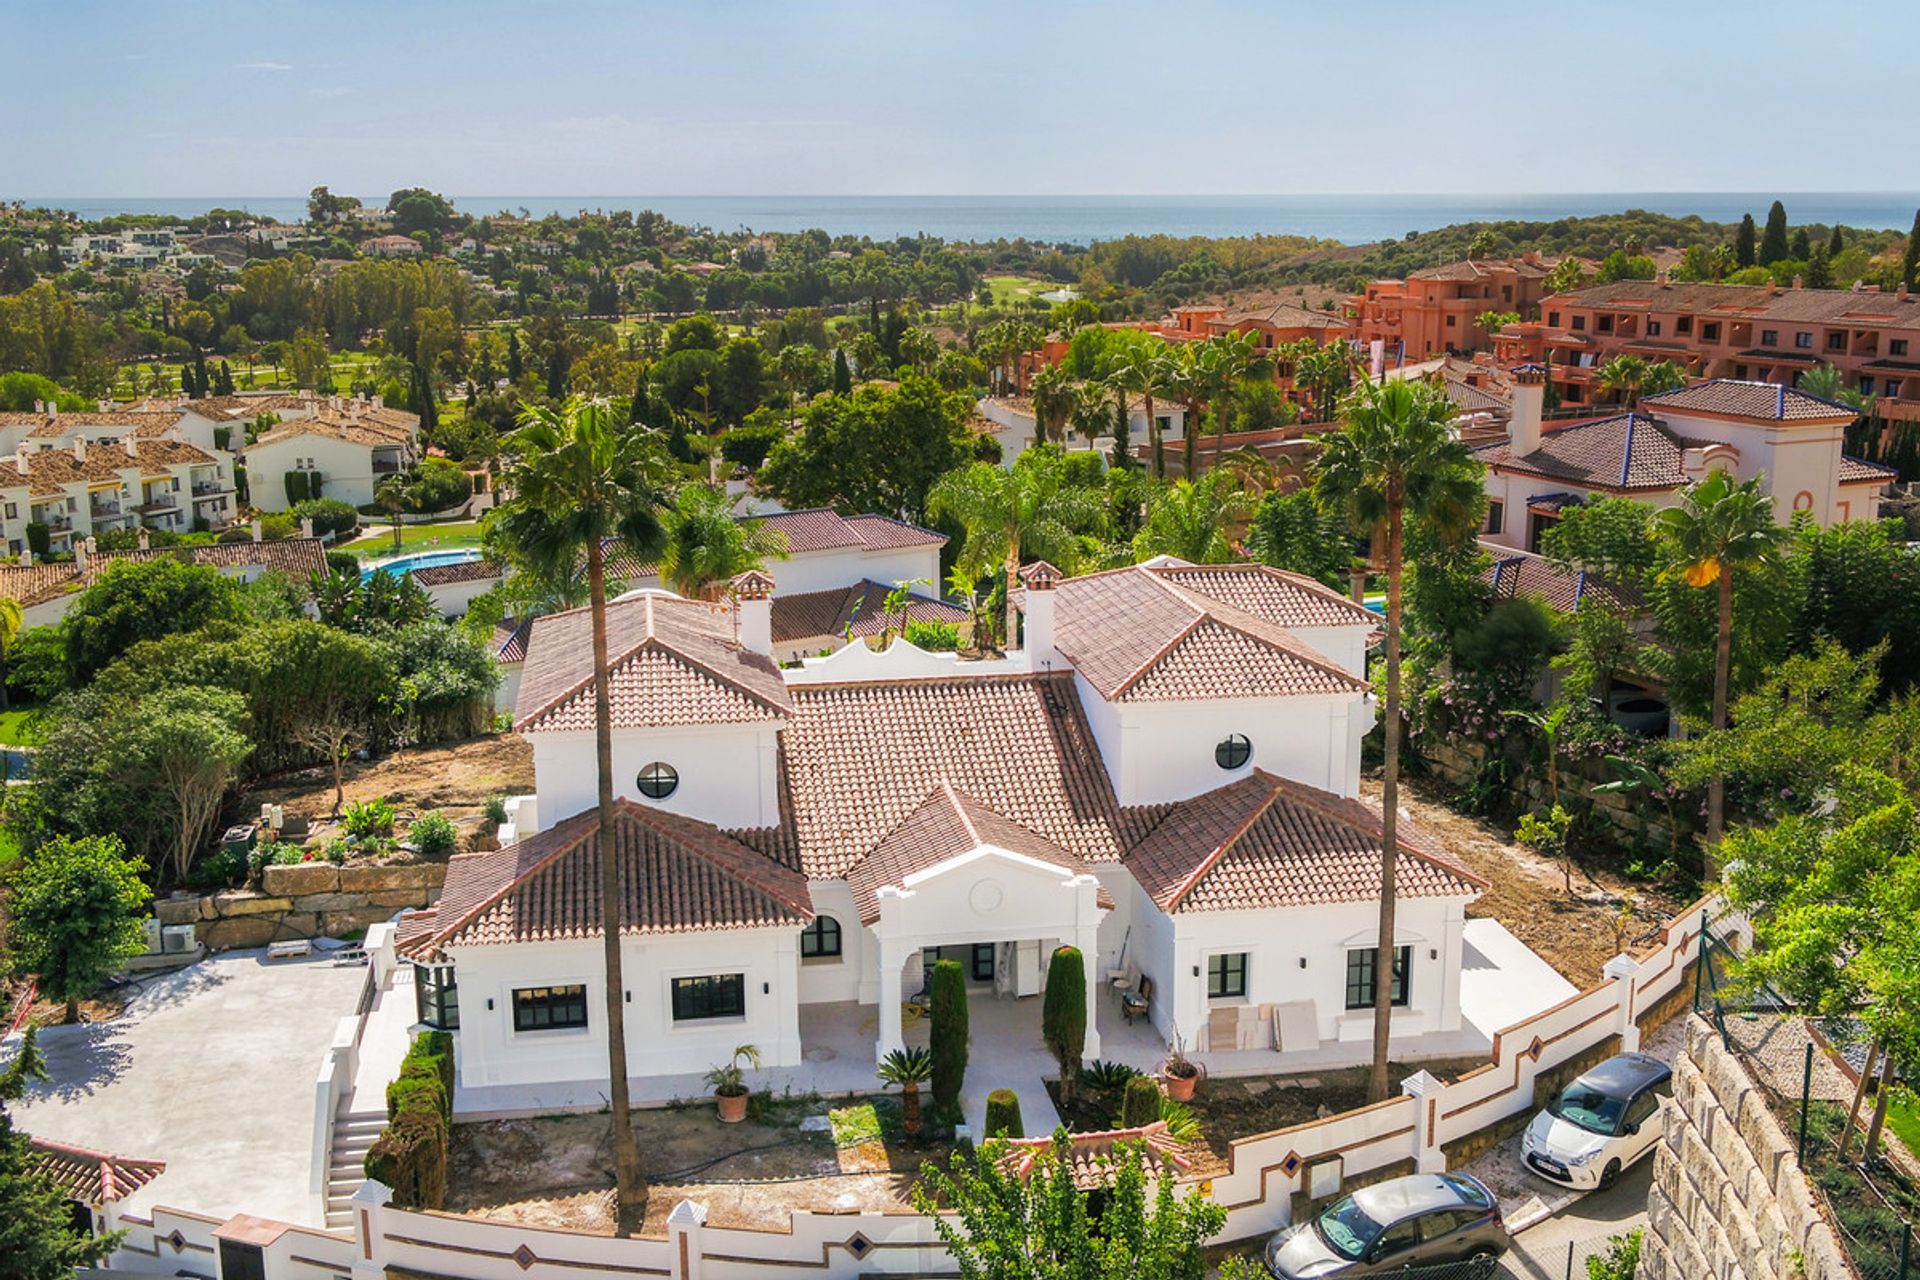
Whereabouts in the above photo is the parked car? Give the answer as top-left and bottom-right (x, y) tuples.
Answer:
(1261, 1172), (1509, 1277)
(1522, 1051), (1672, 1189)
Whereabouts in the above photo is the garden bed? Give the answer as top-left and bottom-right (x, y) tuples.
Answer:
(445, 1093), (954, 1235)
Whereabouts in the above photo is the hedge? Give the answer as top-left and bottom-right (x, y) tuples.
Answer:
(284, 470), (310, 506)
(365, 1030), (454, 1207)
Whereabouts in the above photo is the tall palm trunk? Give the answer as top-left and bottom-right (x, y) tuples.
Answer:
(589, 537), (644, 1234)
(1369, 500), (1405, 1104)
(1145, 390), (1163, 479)
(1003, 528), (1020, 651)
(1707, 569), (1732, 850)
(1183, 397), (1201, 477)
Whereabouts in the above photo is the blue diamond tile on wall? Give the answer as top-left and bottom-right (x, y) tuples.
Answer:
(513, 1243), (538, 1270)
(845, 1231), (874, 1259)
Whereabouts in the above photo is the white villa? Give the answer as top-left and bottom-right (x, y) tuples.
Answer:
(1477, 369), (1897, 553)
(239, 398), (422, 512)
(975, 393), (1188, 463)
(400, 556), (1504, 1108)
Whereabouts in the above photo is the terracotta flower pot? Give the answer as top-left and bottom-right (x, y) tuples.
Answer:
(1162, 1070), (1197, 1102)
(716, 1089), (750, 1123)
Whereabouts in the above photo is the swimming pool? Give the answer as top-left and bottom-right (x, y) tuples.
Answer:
(360, 548), (485, 582)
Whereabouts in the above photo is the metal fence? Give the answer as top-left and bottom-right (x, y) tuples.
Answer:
(1694, 917), (1919, 1279)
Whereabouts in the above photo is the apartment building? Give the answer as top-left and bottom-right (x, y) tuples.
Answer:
(0, 436), (237, 559)
(1492, 279), (1920, 422)
(1344, 256), (1569, 361)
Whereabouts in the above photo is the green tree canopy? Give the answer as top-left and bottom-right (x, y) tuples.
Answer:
(761, 374), (975, 523)
(5, 834), (149, 1022)
(64, 557), (245, 684)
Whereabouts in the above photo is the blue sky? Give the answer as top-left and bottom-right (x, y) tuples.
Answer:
(5, 0), (1914, 197)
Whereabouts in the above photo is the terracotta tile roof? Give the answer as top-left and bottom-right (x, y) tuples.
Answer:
(1408, 257), (1553, 283)
(752, 508), (866, 553)
(0, 440), (219, 496)
(27, 1138), (167, 1204)
(1551, 280), (1920, 327)
(1148, 563), (1377, 630)
(1640, 379), (1855, 422)
(1839, 455), (1899, 484)
(771, 580), (969, 645)
(398, 800), (813, 959)
(1474, 413), (1699, 492)
(779, 672), (1150, 880)
(1481, 545), (1639, 614)
(998, 1121), (1192, 1189)
(250, 412), (417, 449)
(1446, 377), (1511, 416)
(1214, 302), (1349, 332)
(1049, 564), (1369, 703)
(839, 514), (948, 551)
(410, 558), (502, 586)
(1123, 772), (1484, 914)
(514, 591), (792, 732)
(845, 780), (1113, 923)
(0, 537), (327, 607)
(4, 409), (181, 437)
(492, 616), (533, 664)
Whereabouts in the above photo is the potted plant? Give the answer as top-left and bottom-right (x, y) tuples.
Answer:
(705, 1043), (761, 1123)
(1160, 1028), (1201, 1102)
(877, 1046), (935, 1137)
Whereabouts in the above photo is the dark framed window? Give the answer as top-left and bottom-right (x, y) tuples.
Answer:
(219, 1241), (267, 1280)
(671, 973), (745, 1021)
(1760, 329), (1778, 347)
(1647, 320), (1662, 337)
(1445, 314), (1457, 328)
(800, 915), (842, 959)
(1345, 946), (1412, 1010)
(1215, 734), (1253, 771)
(1676, 315), (1693, 335)
(1207, 952), (1248, 999)
(971, 943), (996, 981)
(1702, 322), (1721, 342)
(636, 761), (679, 800)
(414, 962), (459, 1030)
(1828, 332), (1847, 351)
(1597, 315), (1613, 334)
(1547, 311), (1560, 327)
(1570, 315), (1586, 331)
(513, 984), (588, 1032)
(1795, 331), (1813, 349)
(1892, 339), (1909, 357)
(1484, 500), (1504, 536)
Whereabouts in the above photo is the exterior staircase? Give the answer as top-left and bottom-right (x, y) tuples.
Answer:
(325, 1107), (385, 1229)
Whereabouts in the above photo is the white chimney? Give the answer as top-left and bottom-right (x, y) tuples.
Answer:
(300, 516), (314, 539)
(71, 438), (86, 464)
(730, 570), (775, 657)
(46, 402), (57, 420)
(251, 517), (263, 542)
(1510, 365), (1546, 457)
(32, 399), (43, 414)
(1018, 561), (1062, 668)
(371, 394), (384, 410)
(137, 527), (150, 550)
(74, 538), (88, 575)
(124, 435), (139, 459)
(12, 452), (28, 478)
(97, 399), (109, 411)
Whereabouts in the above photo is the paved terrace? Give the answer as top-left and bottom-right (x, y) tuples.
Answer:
(4, 949), (379, 1226)
(457, 919), (1575, 1138)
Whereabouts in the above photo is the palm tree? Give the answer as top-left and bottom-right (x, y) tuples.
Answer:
(1640, 360), (1689, 398)
(1027, 364), (1077, 451)
(657, 484), (789, 600)
(1104, 339), (1176, 478)
(928, 453), (1101, 647)
(775, 343), (819, 425)
(375, 473), (416, 552)
(1203, 331), (1271, 452)
(487, 396), (673, 1236)
(1596, 354), (1684, 407)
(1316, 378), (1482, 1103)
(1167, 346), (1212, 479)
(877, 1046), (935, 1136)
(1131, 470), (1257, 564)
(1654, 470), (1784, 847)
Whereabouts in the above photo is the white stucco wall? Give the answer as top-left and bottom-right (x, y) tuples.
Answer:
(244, 433), (399, 511)
(1075, 675), (1372, 806)
(423, 573), (501, 619)
(1289, 625), (1374, 680)
(526, 721), (783, 834)
(795, 880), (871, 1005)
(445, 927), (803, 1087)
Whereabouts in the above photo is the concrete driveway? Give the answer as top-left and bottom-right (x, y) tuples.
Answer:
(1498, 1158), (1652, 1278)
(5, 948), (369, 1227)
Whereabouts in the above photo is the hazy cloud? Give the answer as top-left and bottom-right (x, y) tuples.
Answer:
(236, 60), (293, 71)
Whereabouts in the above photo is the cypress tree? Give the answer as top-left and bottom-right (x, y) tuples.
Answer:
(1041, 946), (1087, 1104)
(545, 348), (567, 401)
(1903, 209), (1920, 288)
(982, 1089), (1023, 1139)
(1110, 395), (1133, 470)
(868, 295), (881, 335)
(1120, 1074), (1163, 1129)
(928, 959), (969, 1117)
(1806, 242), (1832, 290)
(1760, 200), (1790, 266)
(215, 361), (235, 395)
(629, 375), (651, 427)
(832, 348), (852, 395)
(1790, 227), (1811, 262)
(1735, 214), (1757, 268)
(506, 330), (524, 382)
(1828, 225), (1845, 257)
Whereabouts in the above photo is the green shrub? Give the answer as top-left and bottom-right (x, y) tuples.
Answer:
(293, 497), (360, 539)
(284, 470), (311, 506)
(364, 1108), (446, 1209)
(385, 1072), (447, 1124)
(343, 798), (396, 838)
(719, 423), (783, 471)
(325, 549), (361, 576)
(904, 619), (961, 651)
(1120, 1075), (1163, 1129)
(246, 840), (303, 880)
(983, 1088), (1023, 1139)
(186, 845), (247, 890)
(1081, 1059), (1141, 1092)
(408, 812), (458, 857)
(410, 457), (472, 512)
(483, 795), (509, 825)
(929, 959), (969, 1114)
(261, 513), (298, 540)
(24, 522), (49, 559)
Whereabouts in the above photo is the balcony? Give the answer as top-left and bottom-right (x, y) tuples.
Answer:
(191, 481), (234, 498)
(371, 457), (404, 475)
(89, 500), (123, 518)
(136, 494), (178, 514)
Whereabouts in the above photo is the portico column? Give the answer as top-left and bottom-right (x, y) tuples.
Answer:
(1073, 874), (1102, 1058)
(875, 889), (906, 1062)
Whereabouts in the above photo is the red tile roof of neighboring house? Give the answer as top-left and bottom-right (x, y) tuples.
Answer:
(1839, 455), (1899, 484)
(492, 616), (534, 664)
(777, 672), (1152, 880)
(771, 580), (969, 645)
(1213, 302), (1350, 332)
(399, 799), (813, 959)
(410, 558), (502, 587)
(998, 1121), (1191, 1188)
(602, 509), (944, 581)
(845, 780), (1113, 923)
(0, 537), (327, 608)
(839, 513), (949, 550)
(1124, 771), (1484, 914)
(26, 1138), (167, 1205)
(1407, 257), (1554, 283)
(514, 591), (792, 732)
(1473, 413), (1700, 492)
(1641, 379), (1855, 422)
(1048, 564), (1370, 703)
(1482, 545), (1639, 614)
(1549, 280), (1920, 326)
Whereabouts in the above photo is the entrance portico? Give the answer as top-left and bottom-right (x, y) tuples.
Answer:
(850, 782), (1110, 1063)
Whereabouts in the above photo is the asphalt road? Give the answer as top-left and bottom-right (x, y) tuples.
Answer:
(1498, 1157), (1653, 1278)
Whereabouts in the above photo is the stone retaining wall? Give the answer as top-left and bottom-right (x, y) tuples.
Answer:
(1418, 736), (1690, 859)
(1641, 1014), (1850, 1280)
(152, 861), (445, 950)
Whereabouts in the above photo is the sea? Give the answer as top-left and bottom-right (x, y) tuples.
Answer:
(13, 193), (1920, 247)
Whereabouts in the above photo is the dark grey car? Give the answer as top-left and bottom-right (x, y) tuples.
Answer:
(1261, 1172), (1509, 1277)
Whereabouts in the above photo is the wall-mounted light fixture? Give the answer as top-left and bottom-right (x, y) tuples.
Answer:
(1298, 957), (1308, 969)
(1191, 965), (1200, 978)
(486, 997), (494, 1011)
(763, 982), (771, 995)
(1429, 948), (1438, 961)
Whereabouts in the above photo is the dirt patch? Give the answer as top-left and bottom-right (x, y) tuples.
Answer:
(1368, 776), (1682, 986)
(447, 1096), (952, 1235)
(239, 734), (532, 834)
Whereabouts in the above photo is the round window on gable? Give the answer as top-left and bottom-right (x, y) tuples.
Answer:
(1215, 734), (1253, 771)
(636, 761), (679, 800)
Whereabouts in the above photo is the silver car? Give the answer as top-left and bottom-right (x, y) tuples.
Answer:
(1261, 1172), (1509, 1277)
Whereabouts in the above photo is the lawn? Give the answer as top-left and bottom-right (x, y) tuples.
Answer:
(982, 274), (1060, 307)
(1884, 1087), (1920, 1166)
(0, 709), (41, 747)
(343, 521), (488, 554)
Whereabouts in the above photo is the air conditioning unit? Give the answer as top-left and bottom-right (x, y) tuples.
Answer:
(141, 917), (164, 955)
(161, 925), (198, 954)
